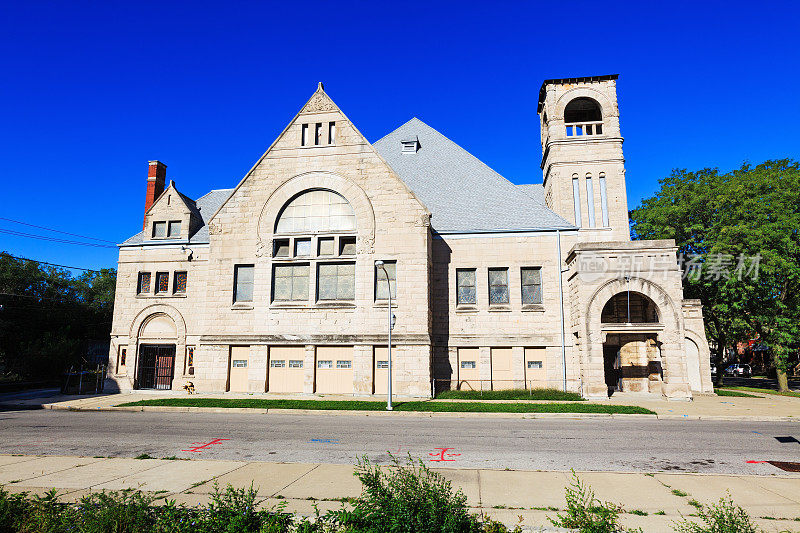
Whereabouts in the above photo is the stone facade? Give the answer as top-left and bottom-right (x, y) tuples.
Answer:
(109, 76), (712, 400)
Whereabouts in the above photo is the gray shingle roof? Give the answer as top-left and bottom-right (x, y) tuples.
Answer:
(120, 188), (234, 246)
(373, 118), (574, 233)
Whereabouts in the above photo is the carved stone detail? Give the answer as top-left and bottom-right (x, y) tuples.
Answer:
(356, 235), (374, 254)
(208, 221), (222, 235)
(303, 92), (336, 113)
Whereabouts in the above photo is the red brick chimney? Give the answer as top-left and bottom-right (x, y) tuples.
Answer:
(143, 160), (167, 229)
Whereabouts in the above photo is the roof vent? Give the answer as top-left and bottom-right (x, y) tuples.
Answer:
(401, 137), (420, 154)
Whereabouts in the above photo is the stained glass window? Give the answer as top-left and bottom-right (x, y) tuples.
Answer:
(155, 272), (169, 294)
(173, 271), (187, 294)
(137, 272), (151, 294)
(275, 190), (356, 234)
(488, 268), (509, 305)
(521, 267), (542, 305)
(456, 269), (476, 305)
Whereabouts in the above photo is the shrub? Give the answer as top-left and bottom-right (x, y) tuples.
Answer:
(341, 455), (484, 533)
(549, 471), (639, 533)
(0, 487), (29, 533)
(673, 495), (760, 533)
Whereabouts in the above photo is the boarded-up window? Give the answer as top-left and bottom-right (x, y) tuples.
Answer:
(137, 272), (151, 294)
(456, 269), (476, 305)
(375, 261), (397, 300)
(521, 267), (542, 305)
(273, 264), (309, 301)
(488, 268), (509, 305)
(317, 263), (355, 301)
(234, 265), (254, 303)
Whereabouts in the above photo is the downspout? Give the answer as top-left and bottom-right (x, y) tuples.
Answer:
(556, 229), (567, 392)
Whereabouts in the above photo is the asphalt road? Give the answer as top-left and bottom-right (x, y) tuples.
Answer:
(0, 409), (798, 474)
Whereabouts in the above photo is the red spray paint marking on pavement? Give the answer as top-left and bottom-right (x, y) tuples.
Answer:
(181, 439), (230, 453)
(746, 460), (768, 464)
(429, 448), (461, 462)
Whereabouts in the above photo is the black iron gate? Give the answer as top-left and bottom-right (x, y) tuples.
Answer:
(138, 344), (176, 390)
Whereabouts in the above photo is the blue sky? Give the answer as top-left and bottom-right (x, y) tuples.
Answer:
(1, 1), (798, 271)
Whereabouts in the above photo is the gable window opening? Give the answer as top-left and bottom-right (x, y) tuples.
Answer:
(152, 220), (181, 239)
(456, 268), (476, 306)
(315, 123), (322, 145)
(233, 264), (255, 303)
(328, 122), (336, 144)
(301, 124), (309, 146)
(488, 268), (509, 305)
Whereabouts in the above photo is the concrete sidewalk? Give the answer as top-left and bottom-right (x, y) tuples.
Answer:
(3, 389), (798, 421)
(1, 454), (799, 532)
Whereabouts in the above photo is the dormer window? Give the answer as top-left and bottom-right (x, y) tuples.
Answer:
(564, 97), (603, 137)
(152, 220), (181, 239)
(401, 137), (420, 153)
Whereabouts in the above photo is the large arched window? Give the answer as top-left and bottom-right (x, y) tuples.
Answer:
(275, 189), (356, 234)
(601, 292), (660, 323)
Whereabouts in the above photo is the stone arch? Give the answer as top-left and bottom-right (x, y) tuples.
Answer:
(129, 304), (187, 341)
(583, 277), (689, 397)
(554, 87), (617, 122)
(257, 171), (376, 251)
(138, 314), (177, 339)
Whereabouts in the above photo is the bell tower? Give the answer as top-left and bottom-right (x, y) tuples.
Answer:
(538, 75), (630, 242)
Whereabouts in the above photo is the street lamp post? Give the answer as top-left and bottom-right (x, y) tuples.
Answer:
(375, 261), (394, 411)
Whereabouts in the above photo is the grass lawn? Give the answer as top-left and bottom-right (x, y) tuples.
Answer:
(714, 389), (762, 398)
(718, 386), (800, 398)
(116, 398), (654, 415)
(435, 388), (584, 401)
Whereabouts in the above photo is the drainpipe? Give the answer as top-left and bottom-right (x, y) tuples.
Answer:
(556, 230), (567, 392)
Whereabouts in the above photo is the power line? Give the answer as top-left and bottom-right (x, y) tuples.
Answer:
(0, 228), (117, 249)
(0, 217), (116, 244)
(0, 253), (109, 273)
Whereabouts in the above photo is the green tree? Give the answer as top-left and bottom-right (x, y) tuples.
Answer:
(0, 253), (116, 381)
(631, 160), (800, 391)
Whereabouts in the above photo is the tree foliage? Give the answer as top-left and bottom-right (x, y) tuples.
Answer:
(630, 159), (800, 389)
(0, 252), (116, 381)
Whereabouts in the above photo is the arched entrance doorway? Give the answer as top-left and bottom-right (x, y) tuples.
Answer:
(136, 314), (177, 390)
(600, 292), (662, 396)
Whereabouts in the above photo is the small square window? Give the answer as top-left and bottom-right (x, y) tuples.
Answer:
(336, 360), (352, 369)
(273, 239), (290, 257)
(294, 238), (311, 257)
(460, 361), (476, 369)
(270, 359), (286, 368)
(173, 271), (187, 294)
(317, 360), (333, 369)
(288, 360), (303, 368)
(137, 272), (151, 294)
(527, 360), (543, 369)
(318, 237), (335, 256)
(155, 272), (169, 294)
(339, 236), (356, 255)
(168, 221), (181, 238)
(152, 221), (166, 238)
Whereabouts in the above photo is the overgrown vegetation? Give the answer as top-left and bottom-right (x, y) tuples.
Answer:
(435, 388), (584, 401)
(673, 495), (760, 533)
(0, 252), (116, 381)
(116, 398), (654, 414)
(548, 471), (639, 532)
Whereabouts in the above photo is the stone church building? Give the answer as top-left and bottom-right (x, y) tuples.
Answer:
(109, 75), (712, 399)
